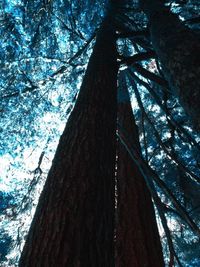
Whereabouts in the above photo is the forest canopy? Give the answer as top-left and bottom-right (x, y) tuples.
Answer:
(0, 0), (200, 266)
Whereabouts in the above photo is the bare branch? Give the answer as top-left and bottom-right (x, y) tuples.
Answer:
(131, 63), (169, 88)
(120, 50), (156, 65)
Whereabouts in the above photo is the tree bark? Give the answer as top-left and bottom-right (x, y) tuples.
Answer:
(19, 17), (118, 267)
(140, 0), (200, 129)
(116, 73), (164, 267)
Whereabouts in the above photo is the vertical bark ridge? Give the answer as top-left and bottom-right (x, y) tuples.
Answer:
(116, 72), (164, 267)
(19, 16), (118, 267)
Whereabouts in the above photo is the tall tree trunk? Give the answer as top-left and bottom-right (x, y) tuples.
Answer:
(19, 16), (118, 267)
(116, 73), (164, 267)
(140, 0), (200, 129)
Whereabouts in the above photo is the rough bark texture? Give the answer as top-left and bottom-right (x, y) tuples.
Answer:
(19, 17), (118, 267)
(140, 0), (200, 129)
(116, 73), (164, 267)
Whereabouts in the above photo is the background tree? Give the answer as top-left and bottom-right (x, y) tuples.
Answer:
(116, 72), (164, 267)
(139, 0), (200, 129)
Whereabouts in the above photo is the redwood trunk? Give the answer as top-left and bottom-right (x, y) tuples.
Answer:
(116, 73), (164, 266)
(19, 17), (118, 267)
(140, 0), (200, 129)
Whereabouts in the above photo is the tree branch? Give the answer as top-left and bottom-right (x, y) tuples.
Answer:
(131, 63), (169, 88)
(127, 69), (200, 150)
(131, 79), (200, 184)
(117, 29), (149, 38)
(120, 50), (156, 65)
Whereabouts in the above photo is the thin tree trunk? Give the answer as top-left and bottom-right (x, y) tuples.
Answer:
(19, 16), (118, 267)
(116, 73), (164, 267)
(140, 0), (200, 129)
